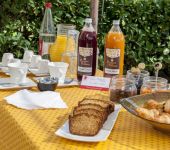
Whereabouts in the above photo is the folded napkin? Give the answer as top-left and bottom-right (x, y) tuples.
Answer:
(4, 89), (67, 110)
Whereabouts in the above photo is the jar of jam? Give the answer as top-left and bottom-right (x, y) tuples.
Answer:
(109, 75), (137, 102)
(140, 76), (168, 94)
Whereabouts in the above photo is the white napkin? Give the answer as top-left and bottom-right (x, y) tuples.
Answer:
(4, 89), (67, 110)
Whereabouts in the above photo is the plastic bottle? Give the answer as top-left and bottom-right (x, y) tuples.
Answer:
(104, 20), (125, 77)
(38, 2), (55, 60)
(77, 18), (97, 81)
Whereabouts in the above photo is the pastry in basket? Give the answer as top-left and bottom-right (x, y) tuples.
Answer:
(69, 98), (115, 136)
(143, 99), (164, 110)
(136, 99), (170, 124)
(164, 99), (170, 113)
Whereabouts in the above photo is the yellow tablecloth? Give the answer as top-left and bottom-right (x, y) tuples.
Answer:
(0, 71), (169, 150)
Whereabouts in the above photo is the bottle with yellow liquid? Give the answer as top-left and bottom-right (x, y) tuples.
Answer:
(49, 24), (75, 62)
(104, 20), (125, 77)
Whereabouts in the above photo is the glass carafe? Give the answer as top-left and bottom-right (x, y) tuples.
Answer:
(49, 24), (75, 62)
(61, 30), (79, 78)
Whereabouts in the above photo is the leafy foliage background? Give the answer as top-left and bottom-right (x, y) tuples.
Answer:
(0, 0), (169, 80)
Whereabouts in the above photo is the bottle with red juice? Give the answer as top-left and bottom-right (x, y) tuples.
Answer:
(77, 18), (97, 81)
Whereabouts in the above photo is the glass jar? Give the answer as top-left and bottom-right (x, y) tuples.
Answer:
(49, 24), (76, 62)
(109, 75), (137, 102)
(126, 70), (149, 94)
(140, 76), (168, 94)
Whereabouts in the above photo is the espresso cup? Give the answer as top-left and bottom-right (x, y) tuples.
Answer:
(30, 55), (42, 68)
(1, 53), (14, 66)
(23, 50), (34, 63)
(48, 62), (69, 84)
(1, 59), (21, 73)
(37, 59), (49, 74)
(8, 63), (28, 84)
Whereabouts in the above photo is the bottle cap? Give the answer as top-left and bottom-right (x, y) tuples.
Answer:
(85, 18), (92, 23)
(113, 20), (120, 25)
(45, 2), (52, 8)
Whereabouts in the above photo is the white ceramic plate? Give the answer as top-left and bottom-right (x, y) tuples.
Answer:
(0, 78), (36, 89)
(34, 77), (79, 87)
(29, 68), (49, 77)
(55, 104), (121, 142)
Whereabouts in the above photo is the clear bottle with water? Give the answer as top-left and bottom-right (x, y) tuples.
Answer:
(38, 2), (56, 60)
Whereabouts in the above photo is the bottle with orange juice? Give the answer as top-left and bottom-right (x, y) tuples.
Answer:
(49, 24), (75, 62)
(104, 20), (125, 77)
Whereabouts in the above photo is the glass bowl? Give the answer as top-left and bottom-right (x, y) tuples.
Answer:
(119, 92), (170, 133)
(37, 77), (58, 91)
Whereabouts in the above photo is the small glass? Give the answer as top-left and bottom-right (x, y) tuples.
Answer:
(126, 70), (149, 94)
(109, 75), (137, 102)
(140, 76), (168, 94)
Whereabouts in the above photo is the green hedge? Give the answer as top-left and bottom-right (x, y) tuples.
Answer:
(0, 0), (90, 57)
(98, 0), (170, 79)
(0, 0), (170, 80)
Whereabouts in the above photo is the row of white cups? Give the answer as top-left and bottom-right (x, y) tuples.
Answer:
(0, 50), (69, 84)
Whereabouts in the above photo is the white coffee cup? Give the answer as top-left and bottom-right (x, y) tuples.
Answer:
(48, 62), (69, 84)
(1, 59), (21, 73)
(1, 53), (14, 66)
(23, 50), (34, 63)
(37, 59), (49, 74)
(30, 55), (42, 68)
(8, 63), (28, 84)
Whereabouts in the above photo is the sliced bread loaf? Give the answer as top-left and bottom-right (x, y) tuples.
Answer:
(74, 104), (108, 118)
(73, 108), (106, 123)
(69, 113), (102, 136)
(79, 98), (115, 113)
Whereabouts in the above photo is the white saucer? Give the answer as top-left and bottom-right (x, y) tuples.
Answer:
(29, 68), (49, 77)
(0, 78), (36, 89)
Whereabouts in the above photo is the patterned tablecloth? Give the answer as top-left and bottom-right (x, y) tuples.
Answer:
(0, 71), (169, 150)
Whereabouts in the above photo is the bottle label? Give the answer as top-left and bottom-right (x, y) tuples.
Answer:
(105, 48), (120, 75)
(78, 47), (93, 74)
(39, 38), (53, 56)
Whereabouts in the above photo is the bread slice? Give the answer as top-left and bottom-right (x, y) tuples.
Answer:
(74, 104), (108, 121)
(73, 108), (106, 123)
(69, 113), (102, 136)
(79, 99), (115, 113)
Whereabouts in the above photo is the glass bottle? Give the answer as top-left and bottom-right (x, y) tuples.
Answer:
(140, 76), (168, 94)
(61, 29), (79, 78)
(109, 75), (137, 102)
(38, 2), (56, 60)
(49, 24), (75, 62)
(77, 18), (97, 81)
(104, 20), (125, 77)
